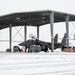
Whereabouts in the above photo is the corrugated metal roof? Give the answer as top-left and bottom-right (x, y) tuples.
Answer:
(0, 10), (75, 29)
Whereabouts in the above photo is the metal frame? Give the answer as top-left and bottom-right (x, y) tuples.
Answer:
(37, 26), (39, 39)
(50, 12), (54, 52)
(9, 24), (12, 50)
(24, 25), (27, 41)
(0, 10), (74, 51)
(66, 15), (69, 47)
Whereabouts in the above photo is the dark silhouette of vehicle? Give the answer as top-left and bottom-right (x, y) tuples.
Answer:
(48, 33), (67, 50)
(19, 33), (66, 52)
(35, 33), (67, 52)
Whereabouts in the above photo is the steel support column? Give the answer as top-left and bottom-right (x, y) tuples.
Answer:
(9, 24), (12, 50)
(50, 12), (54, 52)
(0, 29), (1, 40)
(65, 15), (69, 47)
(24, 25), (27, 41)
(37, 26), (39, 39)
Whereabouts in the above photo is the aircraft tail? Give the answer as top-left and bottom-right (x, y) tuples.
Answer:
(61, 33), (67, 45)
(54, 34), (58, 43)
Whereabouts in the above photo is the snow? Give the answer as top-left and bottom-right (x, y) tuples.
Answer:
(0, 52), (75, 75)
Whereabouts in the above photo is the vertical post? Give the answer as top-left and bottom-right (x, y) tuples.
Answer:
(24, 25), (27, 41)
(65, 14), (69, 47)
(74, 34), (75, 40)
(0, 29), (1, 40)
(9, 24), (12, 50)
(50, 12), (54, 52)
(37, 26), (39, 39)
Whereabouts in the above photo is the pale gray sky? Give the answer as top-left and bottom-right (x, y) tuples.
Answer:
(0, 0), (75, 15)
(0, 0), (75, 51)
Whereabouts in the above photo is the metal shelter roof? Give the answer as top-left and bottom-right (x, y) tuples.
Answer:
(0, 10), (75, 29)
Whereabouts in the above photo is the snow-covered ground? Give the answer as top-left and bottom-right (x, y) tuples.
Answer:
(0, 52), (75, 75)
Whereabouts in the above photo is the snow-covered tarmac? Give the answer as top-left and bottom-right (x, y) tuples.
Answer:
(0, 52), (75, 75)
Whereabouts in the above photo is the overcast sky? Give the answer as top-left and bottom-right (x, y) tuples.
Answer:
(0, 0), (75, 15)
(0, 0), (75, 50)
